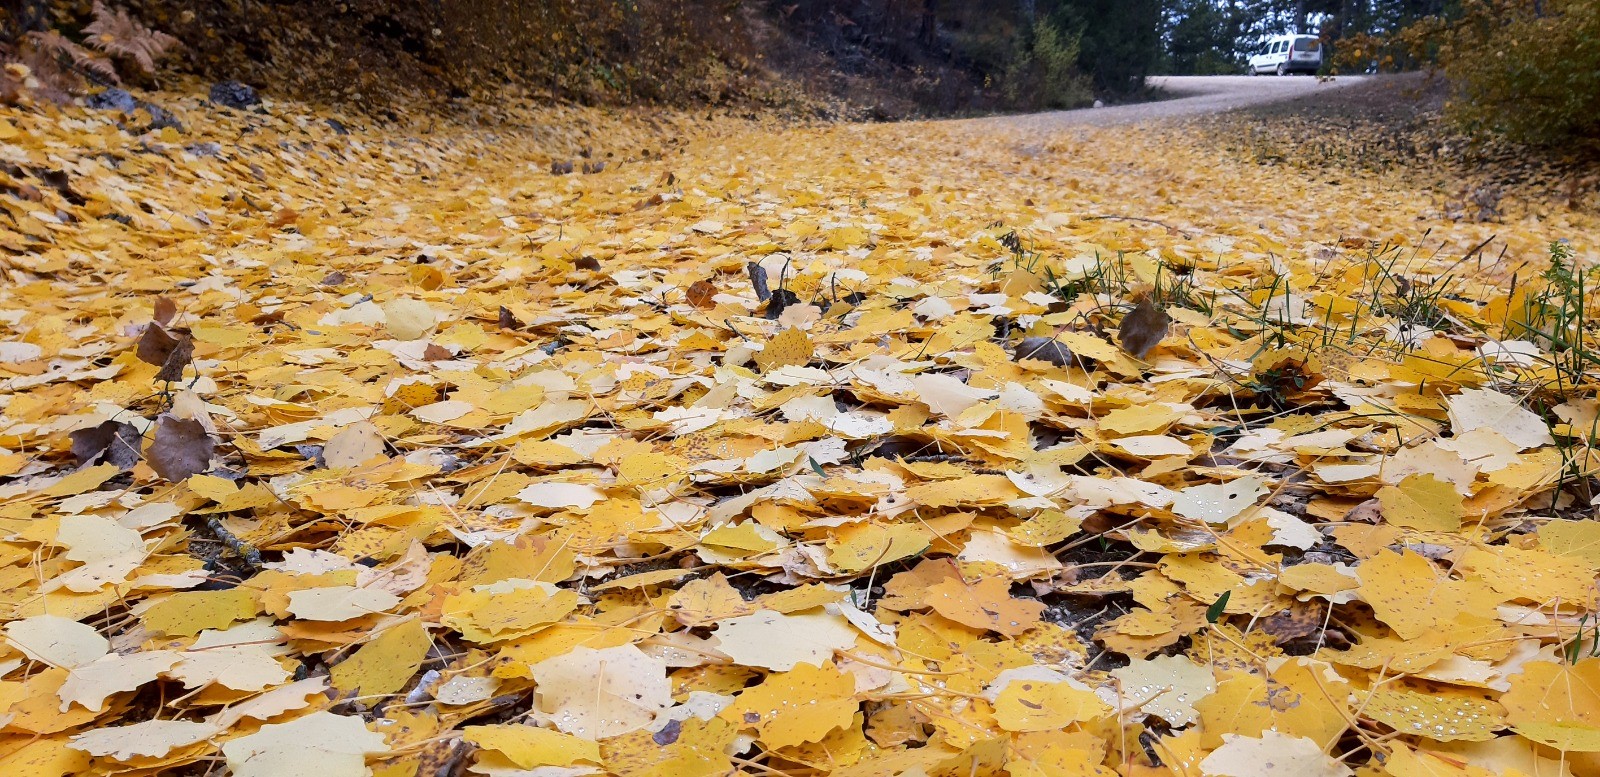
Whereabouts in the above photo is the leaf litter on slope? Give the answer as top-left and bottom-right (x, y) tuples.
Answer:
(0, 81), (1596, 776)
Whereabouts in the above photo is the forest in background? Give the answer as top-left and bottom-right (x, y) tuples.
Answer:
(1, 0), (1596, 144)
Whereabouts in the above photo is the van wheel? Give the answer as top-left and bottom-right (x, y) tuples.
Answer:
(1276, 63), (1288, 76)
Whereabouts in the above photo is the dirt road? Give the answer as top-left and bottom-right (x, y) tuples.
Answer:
(991, 74), (1368, 128)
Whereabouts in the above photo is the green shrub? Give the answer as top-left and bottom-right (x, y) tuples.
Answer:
(1366, 0), (1600, 147)
(1002, 21), (1092, 110)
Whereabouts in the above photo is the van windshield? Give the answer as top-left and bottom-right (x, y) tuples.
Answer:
(1293, 37), (1321, 51)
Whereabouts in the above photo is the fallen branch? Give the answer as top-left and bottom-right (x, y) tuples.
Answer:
(1083, 214), (1195, 237)
(204, 516), (263, 570)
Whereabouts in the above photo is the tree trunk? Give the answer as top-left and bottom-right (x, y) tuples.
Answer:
(919, 0), (937, 47)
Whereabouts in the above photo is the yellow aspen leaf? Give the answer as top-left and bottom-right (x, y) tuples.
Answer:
(905, 474), (1022, 507)
(458, 471), (534, 508)
(992, 677), (1110, 732)
(322, 422), (388, 469)
(4, 614), (108, 668)
(1447, 388), (1553, 451)
(42, 464), (120, 497)
(589, 567), (696, 592)
(1006, 510), (1084, 547)
(58, 650), (180, 712)
(190, 323), (251, 347)
(1501, 659), (1600, 752)
(1110, 654), (1216, 727)
(491, 621), (635, 675)
(666, 573), (756, 627)
(721, 661), (856, 749)
(1098, 403), (1183, 436)
(286, 585), (400, 622)
(754, 327), (813, 372)
(140, 589), (259, 637)
(1267, 658), (1356, 746)
(1005, 746), (1118, 777)
(68, 719), (219, 761)
(1356, 550), (1484, 641)
(1170, 476), (1267, 524)
(529, 645), (671, 739)
(221, 711), (389, 777)
(1053, 331), (1123, 363)
(441, 582), (580, 643)
(1106, 607), (1177, 636)
(617, 451), (688, 486)
(209, 677), (329, 728)
(509, 439), (585, 468)
(1277, 563), (1360, 599)
(1196, 658), (1356, 748)
(826, 522), (930, 573)
(382, 298), (437, 340)
(777, 711), (870, 768)
(188, 476), (277, 512)
(1199, 731), (1352, 777)
(330, 618), (431, 696)
(1540, 518), (1600, 569)
(478, 384), (545, 416)
(0, 737), (92, 777)
(1376, 474), (1463, 532)
(758, 584), (846, 613)
(701, 521), (782, 554)
(462, 724), (600, 769)
(1458, 545), (1595, 605)
(923, 575), (1044, 636)
(459, 536), (576, 587)
(1362, 685), (1505, 742)
(7, 668), (109, 734)
(601, 716), (737, 777)
(1381, 744), (1499, 777)
(711, 609), (857, 671)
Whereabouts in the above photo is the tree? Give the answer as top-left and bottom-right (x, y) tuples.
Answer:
(1164, 0), (1246, 74)
(1055, 0), (1164, 95)
(1421, 0), (1599, 145)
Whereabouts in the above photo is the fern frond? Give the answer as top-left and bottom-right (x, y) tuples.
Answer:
(26, 30), (119, 86)
(83, 2), (177, 74)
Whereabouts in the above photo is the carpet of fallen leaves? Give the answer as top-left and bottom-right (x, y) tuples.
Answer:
(2, 84), (1600, 777)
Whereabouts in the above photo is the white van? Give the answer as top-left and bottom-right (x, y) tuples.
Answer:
(1247, 34), (1323, 75)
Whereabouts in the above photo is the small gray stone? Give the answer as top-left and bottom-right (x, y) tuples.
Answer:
(209, 80), (260, 109)
(86, 88), (137, 112)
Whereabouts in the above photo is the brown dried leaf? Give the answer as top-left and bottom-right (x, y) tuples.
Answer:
(1118, 295), (1171, 358)
(135, 323), (178, 367)
(1013, 336), (1078, 367)
(147, 415), (213, 482)
(687, 280), (717, 309)
(151, 297), (177, 326)
(69, 420), (143, 470)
